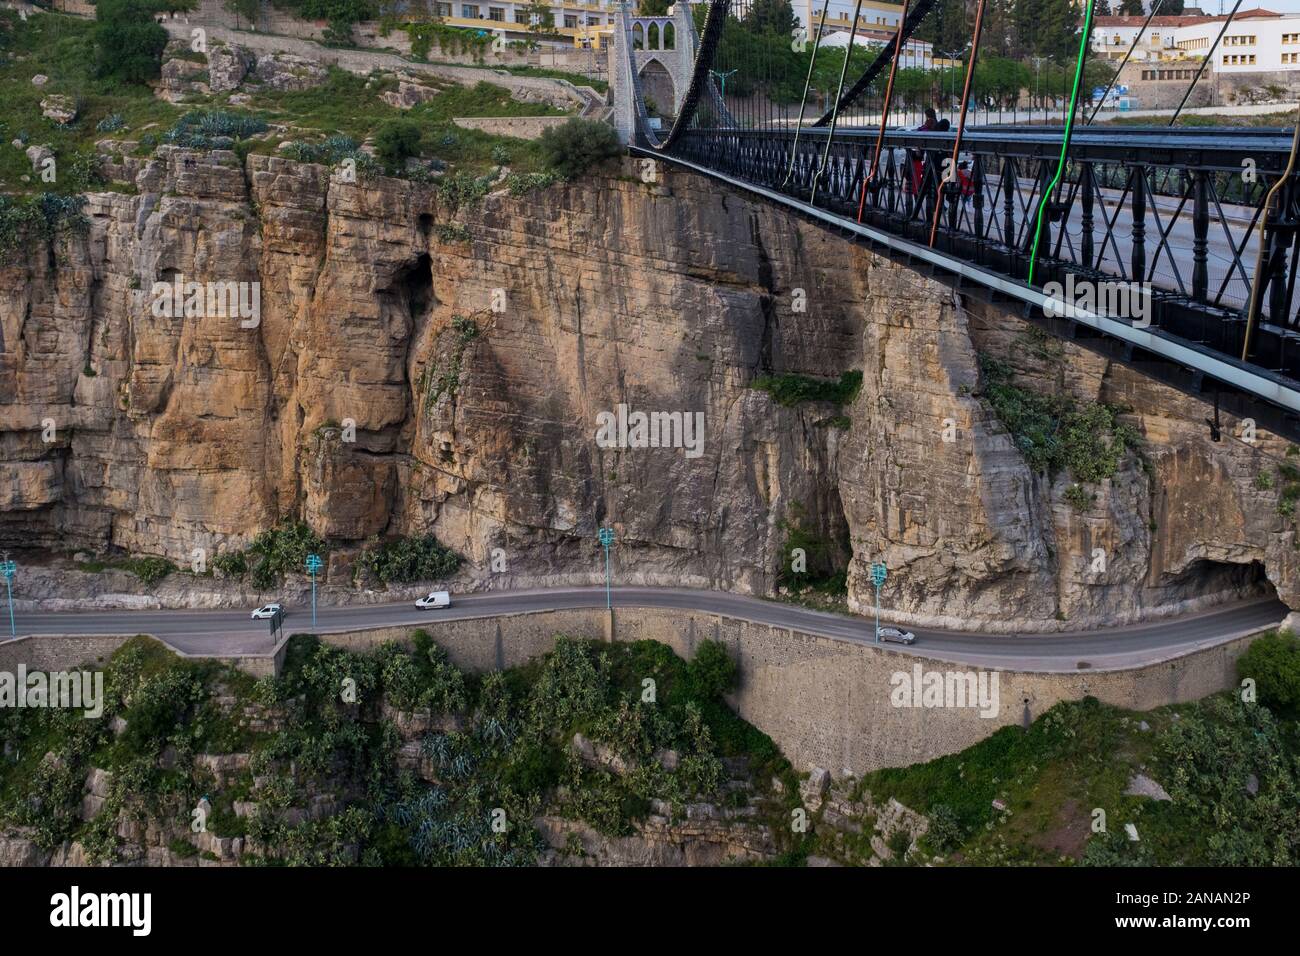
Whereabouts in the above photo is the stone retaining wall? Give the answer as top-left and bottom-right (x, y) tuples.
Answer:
(5, 607), (1266, 775)
(315, 606), (1264, 776)
(452, 115), (572, 139)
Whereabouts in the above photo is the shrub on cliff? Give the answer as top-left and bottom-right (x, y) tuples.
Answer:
(1237, 631), (1300, 713)
(686, 639), (737, 700)
(537, 117), (622, 180)
(247, 520), (326, 591)
(374, 118), (423, 173)
(93, 0), (169, 87)
(359, 534), (461, 585)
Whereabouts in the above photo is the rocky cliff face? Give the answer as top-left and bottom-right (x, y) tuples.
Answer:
(0, 148), (1290, 627)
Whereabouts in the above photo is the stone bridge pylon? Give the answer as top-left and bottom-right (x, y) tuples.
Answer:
(610, 2), (696, 144)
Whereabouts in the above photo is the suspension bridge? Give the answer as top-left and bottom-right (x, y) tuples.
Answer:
(608, 0), (1300, 443)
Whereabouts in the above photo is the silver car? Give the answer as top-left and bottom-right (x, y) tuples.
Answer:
(878, 626), (916, 645)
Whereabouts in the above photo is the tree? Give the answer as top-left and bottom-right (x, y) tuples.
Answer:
(224, 0), (259, 28)
(522, 0), (554, 32)
(373, 119), (422, 172)
(917, 0), (971, 60)
(1237, 631), (1300, 713)
(1118, 0), (1144, 15)
(973, 55), (1031, 107)
(745, 0), (795, 37)
(637, 0), (672, 14)
(687, 640), (737, 700)
(94, 0), (169, 86)
(538, 117), (621, 178)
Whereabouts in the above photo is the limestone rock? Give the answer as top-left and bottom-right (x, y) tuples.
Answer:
(381, 76), (441, 110)
(207, 44), (252, 93)
(1125, 773), (1172, 802)
(252, 53), (328, 92)
(24, 143), (53, 171)
(157, 58), (208, 102)
(800, 767), (831, 812)
(0, 154), (1291, 630)
(40, 94), (77, 125)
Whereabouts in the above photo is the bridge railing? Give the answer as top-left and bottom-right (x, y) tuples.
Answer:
(670, 125), (1300, 389)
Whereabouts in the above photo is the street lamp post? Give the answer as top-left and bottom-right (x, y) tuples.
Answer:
(597, 528), (615, 610)
(0, 554), (15, 638)
(305, 553), (323, 628)
(1033, 56), (1044, 118)
(870, 561), (887, 643)
(710, 68), (737, 108)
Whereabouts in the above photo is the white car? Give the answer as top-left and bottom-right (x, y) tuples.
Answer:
(415, 590), (451, 609)
(878, 626), (916, 645)
(251, 603), (282, 620)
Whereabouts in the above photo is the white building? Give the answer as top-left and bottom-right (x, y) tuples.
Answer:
(1092, 7), (1300, 74)
(817, 27), (935, 69)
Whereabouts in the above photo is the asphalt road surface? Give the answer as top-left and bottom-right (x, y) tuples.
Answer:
(7, 586), (1287, 672)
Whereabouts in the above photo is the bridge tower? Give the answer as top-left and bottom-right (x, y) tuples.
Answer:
(610, 2), (696, 145)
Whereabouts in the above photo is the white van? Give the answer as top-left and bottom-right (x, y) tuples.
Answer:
(415, 590), (451, 609)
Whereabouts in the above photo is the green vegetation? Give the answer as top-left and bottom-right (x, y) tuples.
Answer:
(206, 519), (324, 590)
(692, 2), (1112, 114)
(249, 72), (558, 179)
(979, 355), (1139, 483)
(0, 11), (183, 197)
(1237, 631), (1300, 714)
(358, 534), (462, 586)
(850, 662), (1300, 865)
(0, 193), (88, 263)
(400, 21), (491, 61)
(161, 109), (267, 149)
(421, 313), (481, 406)
(0, 633), (795, 865)
(72, 554), (177, 587)
(93, 0), (169, 87)
(270, 0), (376, 46)
(373, 117), (422, 172)
(776, 502), (848, 597)
(750, 370), (863, 408)
(1063, 483), (1093, 512)
(536, 117), (622, 180)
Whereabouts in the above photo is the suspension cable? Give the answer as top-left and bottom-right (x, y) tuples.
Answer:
(782, 0), (832, 188)
(810, 0), (865, 207)
(927, 0), (987, 247)
(1026, 0), (1098, 285)
(1241, 111), (1300, 361)
(1087, 0), (1164, 126)
(628, 0), (732, 151)
(1169, 0), (1244, 127)
(811, 0), (942, 127)
(857, 0), (912, 222)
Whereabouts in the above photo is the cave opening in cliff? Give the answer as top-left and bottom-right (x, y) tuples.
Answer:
(1160, 558), (1276, 605)
(390, 254), (434, 323)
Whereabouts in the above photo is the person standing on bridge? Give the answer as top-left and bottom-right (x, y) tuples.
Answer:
(907, 109), (943, 195)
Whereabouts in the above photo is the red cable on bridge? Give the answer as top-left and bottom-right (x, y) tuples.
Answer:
(857, 0), (912, 223)
(927, 0), (987, 248)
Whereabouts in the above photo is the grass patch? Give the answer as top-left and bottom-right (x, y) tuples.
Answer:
(0, 11), (182, 197)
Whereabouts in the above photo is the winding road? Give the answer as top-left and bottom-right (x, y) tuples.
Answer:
(7, 586), (1287, 672)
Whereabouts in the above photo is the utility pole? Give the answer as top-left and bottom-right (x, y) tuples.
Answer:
(710, 68), (737, 104)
